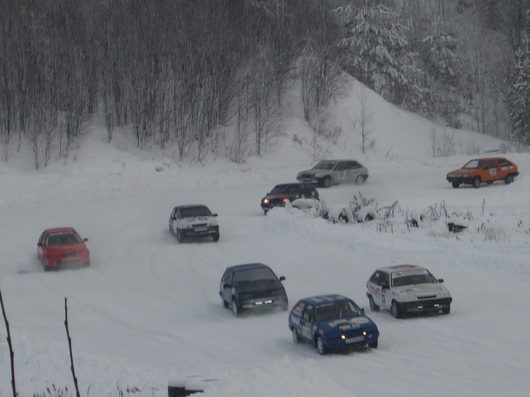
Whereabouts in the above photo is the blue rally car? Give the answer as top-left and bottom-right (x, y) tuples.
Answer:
(288, 294), (379, 355)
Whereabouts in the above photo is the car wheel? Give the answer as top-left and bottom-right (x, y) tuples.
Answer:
(176, 228), (183, 243)
(316, 336), (327, 355)
(292, 328), (300, 344)
(390, 300), (402, 318)
(442, 305), (451, 315)
(231, 300), (239, 317)
(451, 181), (460, 188)
(505, 174), (514, 184)
(472, 176), (481, 188)
(322, 176), (332, 188)
(368, 340), (378, 349)
(213, 232), (220, 242)
(355, 175), (366, 184)
(368, 295), (380, 312)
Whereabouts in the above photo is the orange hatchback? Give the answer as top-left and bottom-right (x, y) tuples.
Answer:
(446, 157), (519, 188)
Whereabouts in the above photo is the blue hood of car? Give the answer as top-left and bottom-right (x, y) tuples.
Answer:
(316, 315), (377, 335)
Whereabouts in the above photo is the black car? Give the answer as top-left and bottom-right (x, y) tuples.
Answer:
(219, 263), (288, 316)
(260, 183), (319, 215)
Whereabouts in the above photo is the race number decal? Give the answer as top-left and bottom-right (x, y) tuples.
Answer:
(490, 168), (497, 176)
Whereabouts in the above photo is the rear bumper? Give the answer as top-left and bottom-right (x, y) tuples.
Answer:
(182, 225), (219, 237)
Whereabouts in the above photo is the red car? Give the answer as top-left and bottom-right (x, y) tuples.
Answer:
(37, 227), (90, 270)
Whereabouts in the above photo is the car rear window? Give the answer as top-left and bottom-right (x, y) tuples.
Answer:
(47, 232), (81, 246)
(180, 206), (211, 217)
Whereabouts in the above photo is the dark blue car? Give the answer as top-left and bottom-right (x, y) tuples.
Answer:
(220, 263), (288, 317)
(288, 294), (379, 354)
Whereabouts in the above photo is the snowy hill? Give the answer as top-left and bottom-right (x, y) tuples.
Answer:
(1, 80), (529, 397)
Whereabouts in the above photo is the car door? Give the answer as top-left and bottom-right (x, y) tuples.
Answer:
(169, 208), (177, 233)
(379, 272), (392, 309)
(221, 270), (234, 305)
(368, 271), (384, 306)
(484, 159), (498, 182)
(299, 304), (314, 341)
(497, 159), (511, 179)
(334, 162), (349, 184)
(37, 231), (48, 261)
(348, 161), (362, 181)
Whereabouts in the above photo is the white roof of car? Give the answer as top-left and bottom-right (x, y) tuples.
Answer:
(377, 264), (427, 273)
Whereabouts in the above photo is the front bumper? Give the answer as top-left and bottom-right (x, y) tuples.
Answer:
(447, 175), (474, 185)
(322, 330), (379, 351)
(239, 295), (287, 310)
(400, 297), (452, 314)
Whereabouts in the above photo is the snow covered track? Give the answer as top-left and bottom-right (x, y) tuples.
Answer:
(1, 119), (530, 395)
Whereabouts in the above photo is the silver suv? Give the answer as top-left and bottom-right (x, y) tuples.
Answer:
(297, 159), (368, 187)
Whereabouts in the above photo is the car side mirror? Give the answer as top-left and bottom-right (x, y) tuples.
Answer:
(381, 283), (390, 290)
(223, 283), (230, 289)
(279, 276), (286, 281)
(83, 238), (88, 242)
(37, 242), (42, 246)
(213, 213), (218, 217)
(360, 308), (365, 315)
(438, 278), (444, 283)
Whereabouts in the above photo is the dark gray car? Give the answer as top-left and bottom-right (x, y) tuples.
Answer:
(219, 263), (288, 317)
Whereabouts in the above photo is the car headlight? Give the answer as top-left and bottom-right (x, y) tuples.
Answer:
(282, 198), (289, 203)
(262, 198), (270, 204)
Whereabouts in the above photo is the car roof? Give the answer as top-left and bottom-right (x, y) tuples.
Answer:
(376, 264), (425, 273)
(315, 159), (361, 162)
(42, 227), (77, 234)
(298, 294), (351, 305)
(469, 157), (507, 161)
(226, 263), (271, 272)
(272, 183), (315, 188)
(173, 204), (210, 210)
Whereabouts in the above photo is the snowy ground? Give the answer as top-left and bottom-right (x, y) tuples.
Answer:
(1, 83), (529, 396)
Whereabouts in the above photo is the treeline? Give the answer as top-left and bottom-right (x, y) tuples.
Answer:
(0, 0), (528, 168)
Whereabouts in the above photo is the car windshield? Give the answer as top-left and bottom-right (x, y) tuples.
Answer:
(314, 300), (360, 321)
(392, 271), (437, 287)
(462, 160), (482, 169)
(270, 185), (292, 194)
(233, 267), (277, 283)
(180, 206), (212, 218)
(47, 232), (81, 246)
(312, 161), (335, 170)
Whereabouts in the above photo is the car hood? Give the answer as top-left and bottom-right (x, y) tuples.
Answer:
(298, 169), (327, 177)
(264, 193), (290, 200)
(179, 216), (217, 226)
(394, 284), (451, 299)
(316, 316), (377, 333)
(235, 279), (285, 294)
(447, 168), (472, 176)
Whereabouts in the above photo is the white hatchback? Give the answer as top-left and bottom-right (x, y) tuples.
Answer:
(366, 265), (452, 318)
